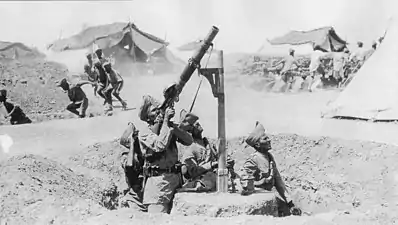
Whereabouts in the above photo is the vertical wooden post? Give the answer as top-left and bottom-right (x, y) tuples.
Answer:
(217, 50), (228, 193)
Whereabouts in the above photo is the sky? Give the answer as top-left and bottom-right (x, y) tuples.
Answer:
(0, 0), (396, 55)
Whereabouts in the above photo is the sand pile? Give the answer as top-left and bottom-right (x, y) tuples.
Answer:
(1, 133), (397, 224)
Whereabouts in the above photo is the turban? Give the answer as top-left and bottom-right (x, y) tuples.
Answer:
(179, 109), (199, 125)
(245, 121), (268, 147)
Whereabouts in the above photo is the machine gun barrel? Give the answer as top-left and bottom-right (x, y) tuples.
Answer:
(159, 26), (219, 112)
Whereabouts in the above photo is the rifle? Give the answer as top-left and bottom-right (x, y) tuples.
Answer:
(153, 26), (219, 134)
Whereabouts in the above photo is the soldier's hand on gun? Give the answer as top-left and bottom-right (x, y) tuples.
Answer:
(165, 107), (175, 120)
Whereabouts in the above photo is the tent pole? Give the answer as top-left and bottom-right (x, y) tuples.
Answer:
(128, 16), (138, 75)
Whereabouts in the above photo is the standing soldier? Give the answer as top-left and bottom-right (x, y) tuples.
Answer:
(0, 89), (32, 125)
(138, 94), (193, 213)
(119, 122), (147, 212)
(239, 121), (302, 216)
(56, 78), (92, 118)
(103, 62), (127, 110)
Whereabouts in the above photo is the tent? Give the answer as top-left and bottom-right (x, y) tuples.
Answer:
(0, 42), (45, 59)
(268, 27), (347, 52)
(47, 22), (184, 74)
(323, 19), (398, 121)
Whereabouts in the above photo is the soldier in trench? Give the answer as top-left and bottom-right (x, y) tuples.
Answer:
(239, 121), (302, 216)
(178, 109), (235, 192)
(119, 122), (147, 212)
(138, 94), (193, 213)
(0, 89), (32, 125)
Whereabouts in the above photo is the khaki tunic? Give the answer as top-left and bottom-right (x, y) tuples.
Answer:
(240, 146), (292, 203)
(140, 123), (193, 205)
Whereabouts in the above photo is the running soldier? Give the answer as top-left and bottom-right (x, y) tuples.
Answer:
(0, 89), (32, 125)
(272, 48), (299, 92)
(94, 49), (112, 110)
(138, 94), (193, 214)
(332, 48), (350, 88)
(84, 53), (99, 96)
(103, 62), (127, 110)
(56, 78), (92, 118)
(239, 121), (302, 216)
(307, 45), (327, 92)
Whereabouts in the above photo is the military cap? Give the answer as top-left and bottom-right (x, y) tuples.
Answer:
(56, 78), (69, 88)
(179, 109), (199, 125)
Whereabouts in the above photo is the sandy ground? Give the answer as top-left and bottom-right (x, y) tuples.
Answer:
(1, 73), (398, 224)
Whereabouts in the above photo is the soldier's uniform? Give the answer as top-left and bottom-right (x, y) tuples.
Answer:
(138, 95), (193, 213)
(0, 89), (31, 125)
(239, 122), (301, 216)
(56, 78), (90, 118)
(103, 62), (127, 109)
(119, 122), (147, 212)
(180, 139), (218, 192)
(94, 49), (112, 110)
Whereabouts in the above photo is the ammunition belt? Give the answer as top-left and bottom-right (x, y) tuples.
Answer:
(143, 164), (182, 177)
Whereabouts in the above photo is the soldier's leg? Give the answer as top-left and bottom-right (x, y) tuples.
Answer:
(121, 166), (147, 211)
(78, 97), (89, 118)
(143, 174), (181, 214)
(66, 103), (80, 116)
(96, 83), (106, 100)
(111, 82), (126, 106)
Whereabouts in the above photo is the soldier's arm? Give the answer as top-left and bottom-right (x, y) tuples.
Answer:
(173, 124), (194, 146)
(151, 119), (175, 152)
(184, 157), (213, 179)
(75, 80), (94, 87)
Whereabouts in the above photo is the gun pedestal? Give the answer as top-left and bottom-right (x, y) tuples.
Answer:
(199, 50), (227, 193)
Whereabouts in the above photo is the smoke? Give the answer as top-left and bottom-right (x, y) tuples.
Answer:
(0, 134), (13, 154)
(44, 49), (88, 74)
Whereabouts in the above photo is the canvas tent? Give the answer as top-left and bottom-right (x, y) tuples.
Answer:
(268, 27), (347, 52)
(323, 19), (398, 121)
(48, 22), (184, 74)
(0, 42), (45, 59)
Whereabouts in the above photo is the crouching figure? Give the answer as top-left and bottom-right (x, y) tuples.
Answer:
(239, 121), (302, 216)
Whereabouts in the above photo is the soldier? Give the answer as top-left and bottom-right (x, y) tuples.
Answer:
(0, 89), (32, 125)
(179, 109), (235, 192)
(239, 121), (302, 216)
(56, 78), (92, 118)
(272, 48), (299, 92)
(84, 64), (99, 96)
(138, 94), (193, 214)
(103, 62), (127, 110)
(94, 49), (112, 109)
(332, 48), (350, 88)
(119, 122), (147, 212)
(307, 45), (327, 92)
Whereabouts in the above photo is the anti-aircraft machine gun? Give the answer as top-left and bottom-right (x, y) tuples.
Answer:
(154, 26), (230, 193)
